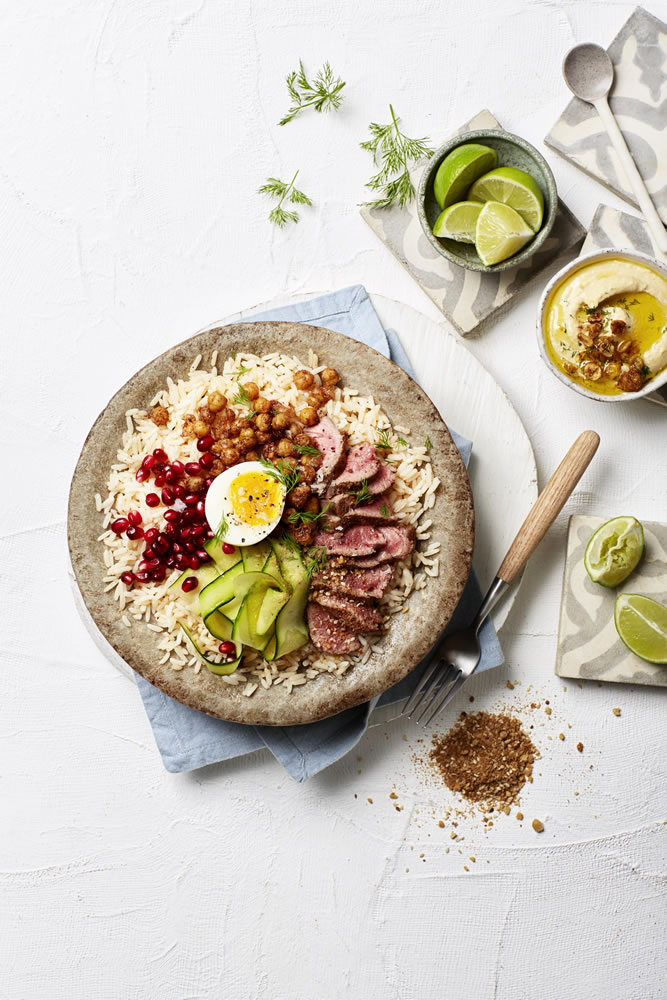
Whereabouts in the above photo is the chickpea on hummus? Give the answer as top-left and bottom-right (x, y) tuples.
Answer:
(544, 256), (667, 395)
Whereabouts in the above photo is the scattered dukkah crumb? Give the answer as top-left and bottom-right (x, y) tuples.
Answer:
(469, 856), (476, 863)
(506, 681), (515, 690)
(463, 865), (469, 871)
(576, 742), (584, 753)
(438, 820), (445, 828)
(532, 818), (544, 833)
(450, 831), (457, 839)
(612, 708), (621, 717)
(516, 811), (524, 821)
(559, 733), (565, 741)
(367, 797), (373, 804)
(544, 706), (552, 716)
(420, 711), (538, 812)
(389, 791), (398, 799)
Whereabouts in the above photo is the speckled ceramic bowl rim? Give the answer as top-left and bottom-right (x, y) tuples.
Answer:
(536, 248), (667, 403)
(68, 320), (475, 727)
(417, 128), (558, 273)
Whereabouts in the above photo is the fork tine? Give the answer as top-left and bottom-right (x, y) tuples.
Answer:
(411, 663), (457, 722)
(402, 657), (441, 717)
(420, 670), (468, 727)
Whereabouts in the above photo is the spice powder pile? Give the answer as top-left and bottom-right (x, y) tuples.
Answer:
(426, 711), (538, 811)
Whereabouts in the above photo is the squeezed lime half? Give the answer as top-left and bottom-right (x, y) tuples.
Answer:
(469, 166), (544, 231)
(584, 516), (644, 587)
(432, 201), (483, 243)
(433, 144), (498, 210)
(615, 593), (667, 664)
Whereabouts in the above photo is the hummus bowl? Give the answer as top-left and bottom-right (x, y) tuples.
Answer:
(537, 249), (667, 402)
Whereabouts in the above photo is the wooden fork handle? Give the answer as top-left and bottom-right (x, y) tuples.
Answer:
(497, 430), (600, 585)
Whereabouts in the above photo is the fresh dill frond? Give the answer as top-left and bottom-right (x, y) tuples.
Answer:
(350, 479), (371, 506)
(304, 545), (328, 581)
(361, 104), (433, 209)
(279, 60), (346, 125)
(279, 529), (301, 554)
(214, 511), (229, 542)
(230, 365), (251, 380)
(424, 435), (433, 451)
(379, 503), (390, 518)
(287, 503), (331, 526)
(232, 383), (259, 419)
(396, 437), (407, 447)
(260, 457), (301, 493)
(258, 170), (312, 228)
(376, 428), (391, 449)
(292, 442), (322, 457)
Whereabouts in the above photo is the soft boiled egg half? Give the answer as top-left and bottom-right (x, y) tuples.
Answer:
(204, 461), (286, 547)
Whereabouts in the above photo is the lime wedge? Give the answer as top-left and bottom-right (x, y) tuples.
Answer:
(468, 167), (544, 231)
(584, 516), (644, 587)
(615, 594), (667, 664)
(432, 201), (483, 243)
(474, 201), (534, 266)
(433, 144), (498, 210)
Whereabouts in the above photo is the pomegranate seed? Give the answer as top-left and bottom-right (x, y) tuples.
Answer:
(181, 576), (198, 593)
(184, 494), (199, 507)
(206, 529), (215, 539)
(219, 641), (236, 656)
(153, 448), (168, 463)
(111, 517), (129, 535)
(135, 570), (151, 583)
(184, 542), (195, 553)
(127, 510), (142, 526)
(191, 524), (206, 539)
(143, 545), (156, 558)
(154, 473), (166, 488)
(182, 508), (198, 524)
(151, 566), (166, 583)
(164, 523), (179, 539)
(166, 556), (177, 568)
(196, 549), (211, 563)
(222, 543), (236, 554)
(196, 435), (214, 452)
(164, 468), (178, 484)
(171, 461), (185, 477)
(145, 493), (160, 508)
(142, 454), (157, 471)
(135, 468), (149, 483)
(195, 500), (206, 517)
(164, 509), (180, 523)
(154, 535), (170, 555)
(199, 452), (214, 470)
(181, 526), (192, 541)
(120, 572), (135, 585)
(172, 542), (184, 554)
(138, 560), (151, 573)
(126, 525), (144, 540)
(175, 553), (189, 568)
(145, 558), (161, 571)
(174, 484), (186, 500)
(161, 487), (175, 505)
(144, 527), (159, 544)
(185, 461), (202, 475)
(188, 554), (200, 570)
(205, 477), (215, 489)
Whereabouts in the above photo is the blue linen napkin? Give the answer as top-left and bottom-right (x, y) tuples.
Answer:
(136, 286), (504, 779)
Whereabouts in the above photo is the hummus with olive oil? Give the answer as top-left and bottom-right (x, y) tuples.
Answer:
(544, 257), (667, 395)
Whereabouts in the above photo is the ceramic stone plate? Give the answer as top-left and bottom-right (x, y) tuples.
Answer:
(68, 321), (474, 726)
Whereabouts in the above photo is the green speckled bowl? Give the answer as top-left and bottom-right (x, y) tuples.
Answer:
(418, 129), (558, 273)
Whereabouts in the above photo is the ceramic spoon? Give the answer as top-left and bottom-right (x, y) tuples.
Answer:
(562, 43), (667, 254)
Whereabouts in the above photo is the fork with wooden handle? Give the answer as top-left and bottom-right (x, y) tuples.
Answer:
(403, 430), (600, 726)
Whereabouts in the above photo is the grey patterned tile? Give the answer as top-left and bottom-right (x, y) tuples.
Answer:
(556, 515), (667, 687)
(546, 7), (667, 222)
(361, 110), (585, 336)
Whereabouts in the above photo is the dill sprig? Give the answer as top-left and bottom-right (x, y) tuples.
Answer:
(376, 428), (391, 449)
(361, 104), (433, 210)
(350, 479), (371, 506)
(258, 171), (312, 228)
(424, 435), (433, 451)
(214, 511), (229, 543)
(379, 503), (390, 518)
(280, 60), (346, 126)
(292, 442), (322, 457)
(230, 365), (251, 380)
(304, 545), (328, 581)
(232, 383), (259, 419)
(260, 457), (301, 493)
(287, 503), (331, 526)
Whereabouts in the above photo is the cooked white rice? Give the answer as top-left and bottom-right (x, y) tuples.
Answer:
(98, 350), (440, 694)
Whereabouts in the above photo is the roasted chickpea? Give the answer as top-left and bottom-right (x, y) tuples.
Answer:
(222, 446), (240, 465)
(272, 412), (290, 431)
(262, 442), (277, 461)
(185, 475), (205, 492)
(255, 430), (272, 445)
(299, 407), (319, 427)
(198, 406), (214, 424)
(299, 464), (317, 484)
(211, 409), (234, 436)
(306, 389), (328, 407)
(210, 441), (224, 455)
(281, 456), (298, 469)
(293, 432), (313, 448)
(231, 417), (248, 436)
(182, 415), (198, 439)
(255, 396), (271, 413)
(193, 419), (210, 437)
(301, 452), (322, 469)
(245, 450), (259, 462)
(242, 381), (259, 401)
(276, 438), (294, 458)
(210, 459), (224, 476)
(288, 484), (312, 509)
(239, 427), (257, 446)
(320, 367), (339, 386)
(304, 495), (319, 514)
(208, 391), (227, 413)
(254, 413), (271, 433)
(289, 421), (302, 437)
(290, 522), (317, 546)
(294, 369), (315, 390)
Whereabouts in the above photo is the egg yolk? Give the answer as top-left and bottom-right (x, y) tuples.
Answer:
(229, 471), (284, 527)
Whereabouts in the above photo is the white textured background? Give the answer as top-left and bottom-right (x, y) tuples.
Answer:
(1, 2), (666, 998)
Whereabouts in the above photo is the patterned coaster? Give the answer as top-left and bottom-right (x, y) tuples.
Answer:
(546, 7), (667, 223)
(361, 109), (586, 336)
(556, 515), (667, 688)
(581, 203), (667, 407)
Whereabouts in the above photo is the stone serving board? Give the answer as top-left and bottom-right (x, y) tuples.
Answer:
(555, 514), (667, 687)
(360, 109), (586, 336)
(580, 203), (667, 408)
(68, 321), (475, 726)
(546, 7), (667, 224)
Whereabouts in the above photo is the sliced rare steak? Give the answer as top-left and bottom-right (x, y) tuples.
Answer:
(311, 563), (394, 600)
(345, 524), (417, 567)
(307, 603), (361, 654)
(311, 592), (383, 633)
(342, 495), (397, 526)
(327, 443), (380, 495)
(313, 525), (384, 557)
(305, 417), (347, 494)
(366, 462), (396, 495)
